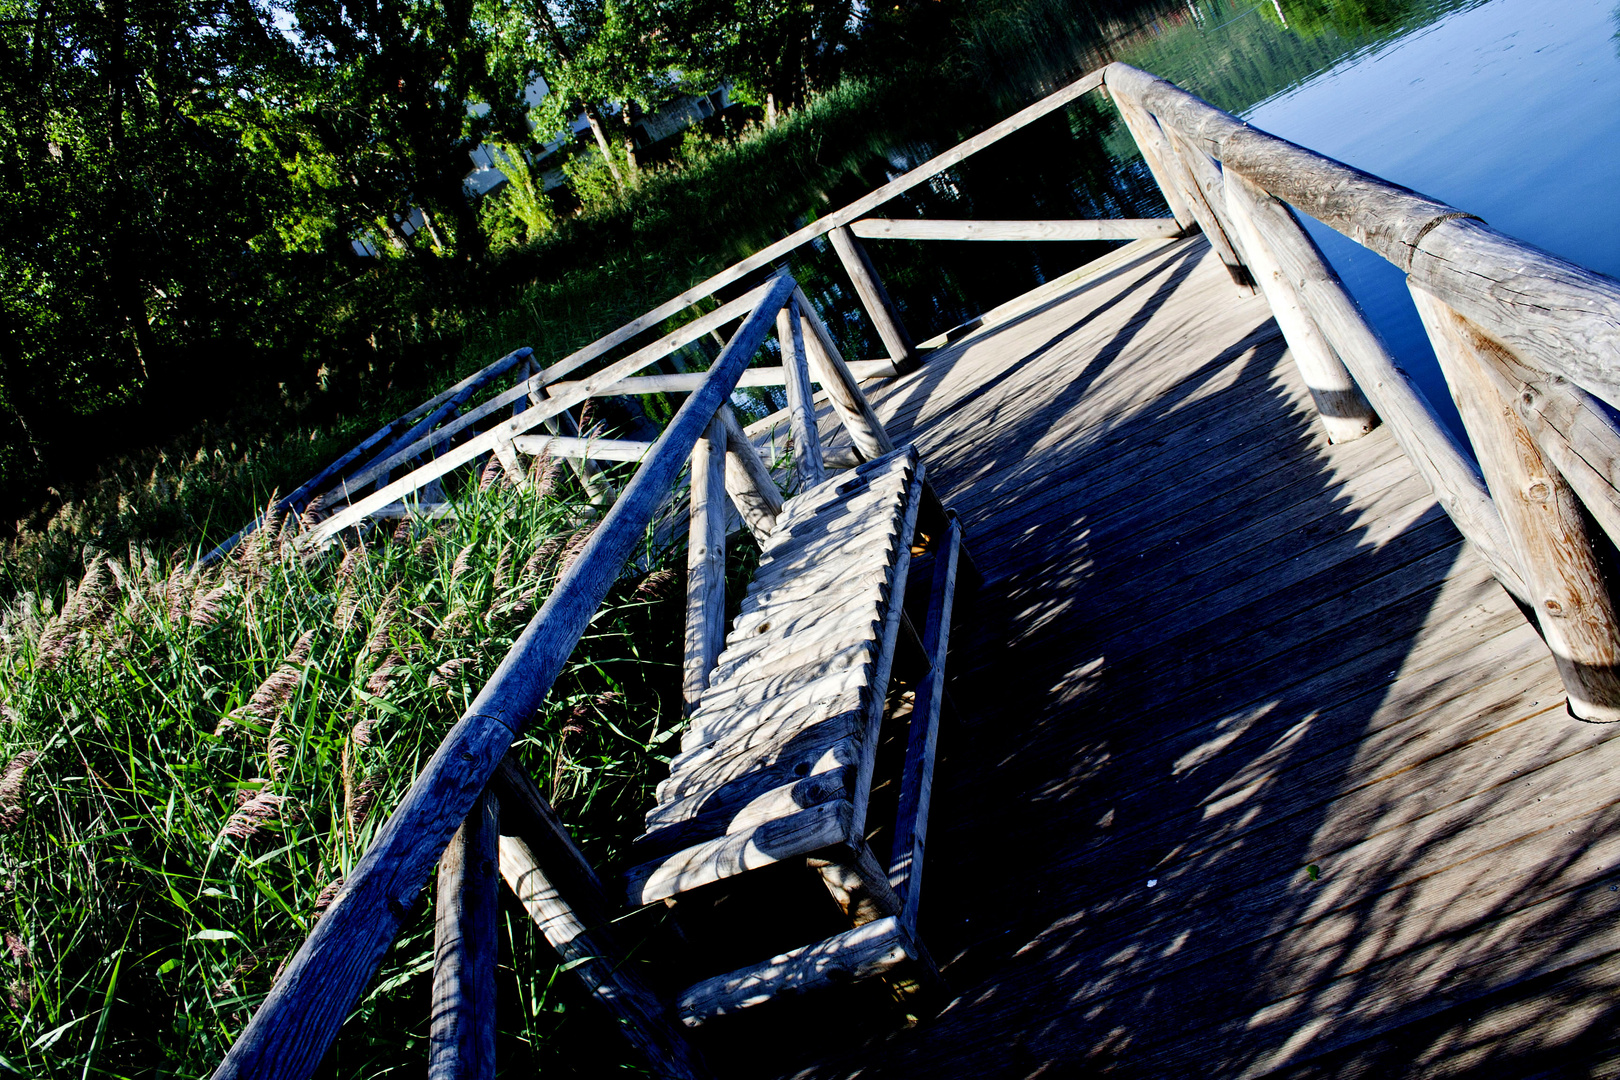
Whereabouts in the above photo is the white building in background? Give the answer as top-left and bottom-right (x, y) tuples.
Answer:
(462, 74), (733, 197)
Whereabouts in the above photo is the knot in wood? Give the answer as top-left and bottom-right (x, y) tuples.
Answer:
(1544, 598), (1566, 618)
(1526, 481), (1553, 503)
(1521, 389), (1537, 409)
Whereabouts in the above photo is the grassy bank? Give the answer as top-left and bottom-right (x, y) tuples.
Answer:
(0, 455), (720, 1074)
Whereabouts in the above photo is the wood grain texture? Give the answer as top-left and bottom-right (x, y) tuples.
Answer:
(491, 764), (708, 1079)
(716, 403), (784, 542)
(848, 218), (1182, 242)
(1410, 285), (1620, 721)
(210, 274), (794, 1080)
(429, 791), (499, 1080)
(1109, 91), (1198, 230)
(508, 434), (655, 461)
(676, 916), (918, 1026)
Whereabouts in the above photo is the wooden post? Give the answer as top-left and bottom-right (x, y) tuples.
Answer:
(683, 413), (728, 714)
(1223, 169), (1378, 443)
(793, 288), (895, 461)
(1108, 91), (1198, 231)
(828, 225), (918, 372)
(537, 386), (617, 508)
(429, 790), (499, 1080)
(1161, 123), (1254, 290)
(777, 302), (826, 490)
(715, 404), (783, 542)
(1220, 160), (1530, 605)
(1410, 285), (1620, 722)
(1128, 106), (1249, 289)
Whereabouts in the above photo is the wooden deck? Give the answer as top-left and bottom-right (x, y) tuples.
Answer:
(704, 236), (1620, 1078)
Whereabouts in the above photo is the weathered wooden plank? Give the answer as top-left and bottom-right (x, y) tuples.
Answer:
(829, 225), (918, 371)
(625, 798), (855, 906)
(1410, 285), (1620, 721)
(429, 791), (499, 1080)
(549, 359), (897, 397)
(682, 677), (869, 754)
(695, 643), (876, 719)
(676, 916), (919, 1026)
(683, 414), (728, 715)
(656, 713), (866, 817)
(1224, 168), (1378, 443)
(778, 302), (827, 489)
(651, 736), (860, 831)
(639, 767), (857, 862)
(509, 434), (655, 461)
(889, 522), (960, 932)
(210, 274), (794, 1080)
(848, 218), (1183, 242)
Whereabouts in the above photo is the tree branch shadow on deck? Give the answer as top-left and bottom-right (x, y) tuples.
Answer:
(691, 241), (1620, 1079)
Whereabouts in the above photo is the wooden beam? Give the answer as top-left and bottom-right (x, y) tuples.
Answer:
(1223, 169), (1378, 444)
(683, 414), (728, 715)
(888, 522), (960, 934)
(210, 274), (795, 1080)
(777, 302), (826, 489)
(1160, 123), (1256, 291)
(429, 791), (498, 1080)
(1410, 285), (1620, 722)
(546, 359), (896, 397)
(715, 404), (782, 542)
(1108, 90), (1198, 232)
(829, 225), (918, 372)
(794, 288), (896, 461)
(1482, 359), (1620, 549)
(848, 218), (1183, 242)
(491, 762), (708, 1079)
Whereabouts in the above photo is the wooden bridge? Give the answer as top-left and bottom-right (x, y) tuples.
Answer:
(208, 63), (1620, 1080)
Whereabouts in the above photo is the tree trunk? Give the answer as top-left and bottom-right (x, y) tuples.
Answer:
(620, 105), (639, 177)
(765, 92), (778, 128)
(583, 104), (624, 188)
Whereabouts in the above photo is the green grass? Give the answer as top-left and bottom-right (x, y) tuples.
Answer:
(0, 450), (715, 1075)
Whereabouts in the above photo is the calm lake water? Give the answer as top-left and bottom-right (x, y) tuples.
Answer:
(1243, 0), (1620, 440)
(819, 0), (1620, 449)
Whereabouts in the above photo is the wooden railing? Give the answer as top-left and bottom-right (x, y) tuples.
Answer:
(1101, 61), (1620, 722)
(210, 58), (1620, 1079)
